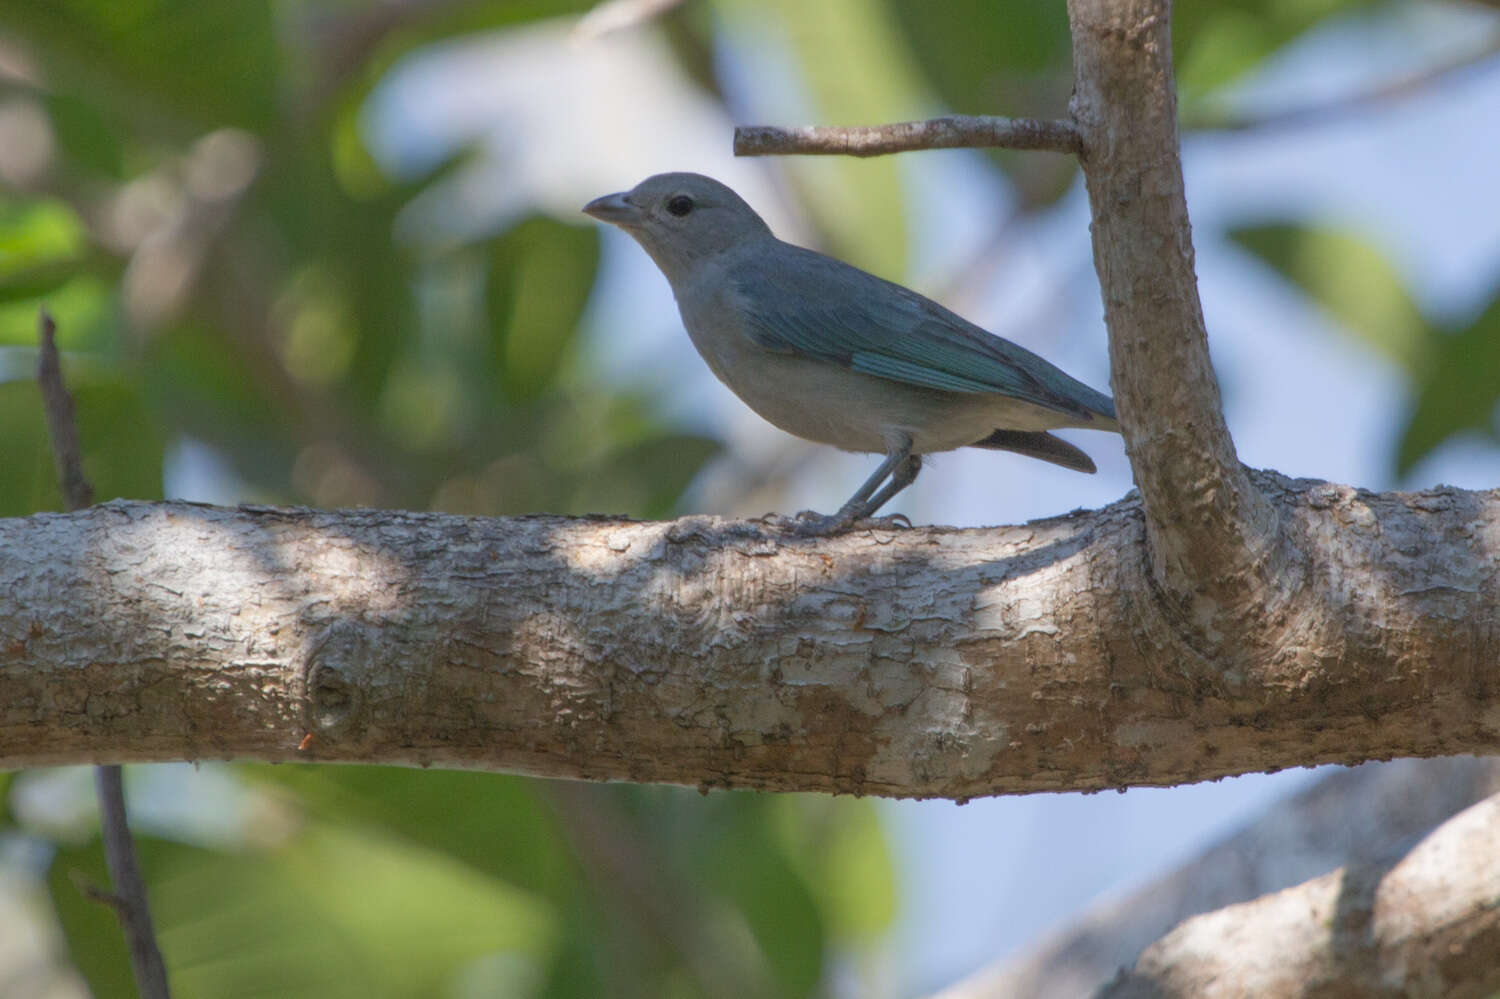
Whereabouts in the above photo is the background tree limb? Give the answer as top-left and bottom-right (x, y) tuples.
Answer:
(934, 757), (1500, 998)
(1101, 789), (1500, 998)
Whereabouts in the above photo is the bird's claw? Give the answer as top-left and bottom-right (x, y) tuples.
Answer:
(772, 510), (913, 537)
(787, 511), (850, 537)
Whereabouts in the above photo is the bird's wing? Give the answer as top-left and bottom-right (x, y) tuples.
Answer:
(733, 243), (1115, 422)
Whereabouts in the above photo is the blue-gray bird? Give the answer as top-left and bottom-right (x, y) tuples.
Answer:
(583, 173), (1118, 535)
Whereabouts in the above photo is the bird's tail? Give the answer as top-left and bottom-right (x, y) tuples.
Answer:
(969, 429), (1097, 473)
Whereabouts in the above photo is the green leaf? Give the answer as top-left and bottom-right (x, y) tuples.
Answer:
(0, 282), (113, 353)
(0, 198), (88, 278)
(1230, 224), (1429, 373)
(694, 794), (826, 999)
(1175, 0), (1380, 101)
(0, 771), (14, 827)
(45, 92), (127, 177)
(0, 376), (164, 516)
(888, 0), (1070, 110)
(49, 824), (556, 999)
(47, 836), (138, 998)
(240, 765), (572, 901)
(0, 200), (110, 332)
(486, 217), (600, 403)
(1396, 293), (1500, 475)
(769, 796), (896, 943)
(0, 0), (278, 131)
(0, 260), (90, 304)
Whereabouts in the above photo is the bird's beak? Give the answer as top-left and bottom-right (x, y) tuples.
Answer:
(582, 191), (639, 226)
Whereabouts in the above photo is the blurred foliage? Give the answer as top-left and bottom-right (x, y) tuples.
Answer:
(1174, 0), (1383, 101)
(712, 0), (918, 275)
(48, 823), (556, 999)
(887, 0), (1078, 207)
(0, 377), (164, 515)
(1234, 223), (1500, 474)
(885, 0), (1390, 207)
(0, 0), (895, 986)
(28, 769), (891, 999)
(1, 0), (1497, 994)
(1232, 224), (1430, 373)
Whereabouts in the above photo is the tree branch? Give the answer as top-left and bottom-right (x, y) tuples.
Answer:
(932, 757), (1500, 998)
(35, 310), (93, 512)
(733, 116), (1082, 158)
(1101, 790), (1500, 998)
(37, 309), (171, 999)
(93, 767), (172, 999)
(3, 485), (1497, 797)
(1067, 0), (1284, 654)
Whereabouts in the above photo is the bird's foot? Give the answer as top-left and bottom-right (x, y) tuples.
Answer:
(774, 510), (913, 537)
(787, 511), (852, 537)
(860, 512), (913, 531)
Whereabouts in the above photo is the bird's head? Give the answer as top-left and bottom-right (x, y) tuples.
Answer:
(584, 173), (773, 281)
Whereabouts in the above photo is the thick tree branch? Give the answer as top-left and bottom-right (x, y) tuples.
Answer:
(1102, 791), (1500, 998)
(1066, 0), (1281, 634)
(733, 116), (1082, 157)
(3, 483), (1497, 797)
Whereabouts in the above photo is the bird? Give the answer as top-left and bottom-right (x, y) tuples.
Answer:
(583, 172), (1118, 535)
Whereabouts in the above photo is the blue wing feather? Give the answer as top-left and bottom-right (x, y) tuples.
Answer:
(732, 242), (1115, 422)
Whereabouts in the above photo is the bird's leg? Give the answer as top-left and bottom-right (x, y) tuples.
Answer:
(788, 442), (917, 537)
(842, 446), (909, 512)
(855, 453), (922, 519)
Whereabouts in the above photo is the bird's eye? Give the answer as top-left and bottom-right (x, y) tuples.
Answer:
(665, 195), (695, 217)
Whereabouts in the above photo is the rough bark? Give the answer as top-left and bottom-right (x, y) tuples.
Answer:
(733, 116), (1082, 157)
(2, 485), (1497, 796)
(1068, 0), (1285, 641)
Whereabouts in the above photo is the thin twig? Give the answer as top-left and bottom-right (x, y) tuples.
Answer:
(38, 308), (172, 999)
(71, 869), (128, 915)
(734, 115), (1082, 158)
(96, 767), (172, 999)
(36, 310), (92, 511)
(1188, 32), (1500, 133)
